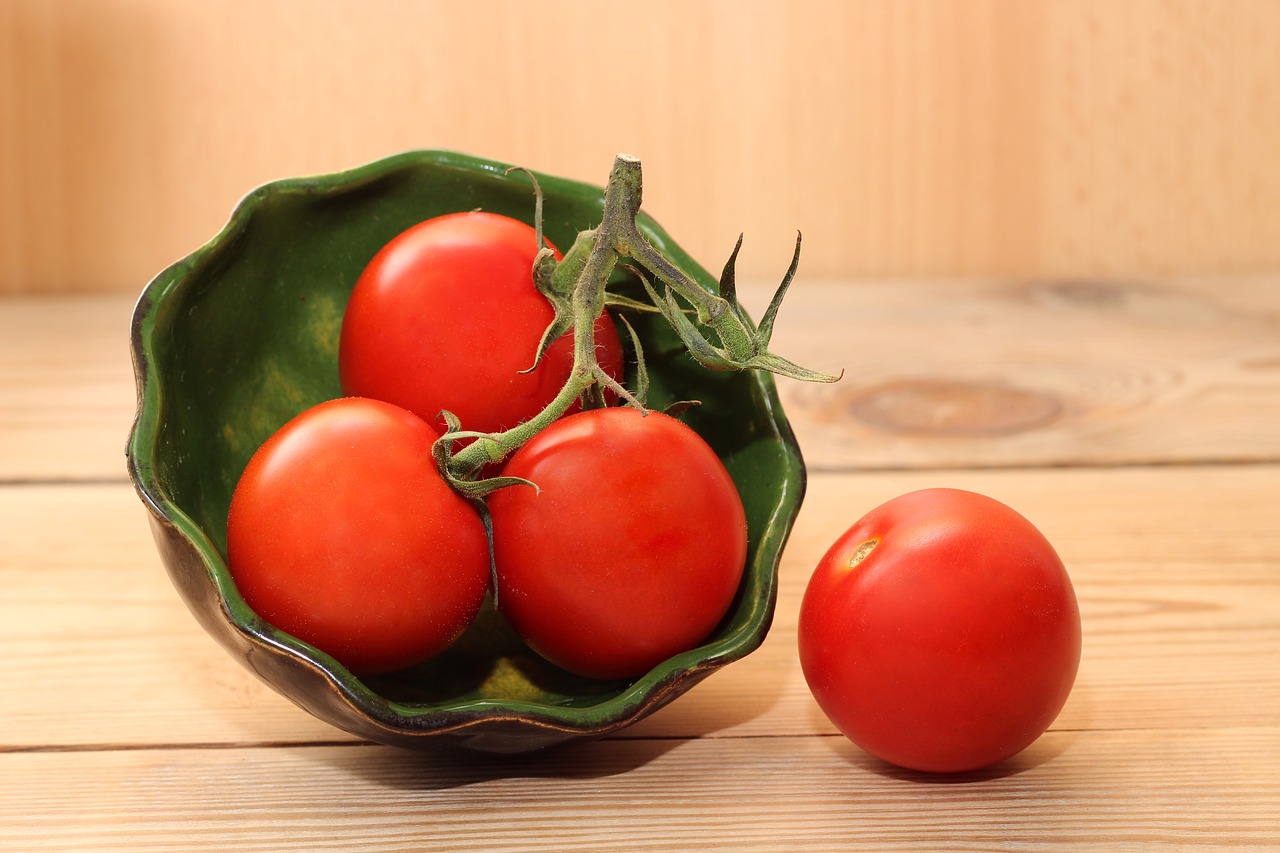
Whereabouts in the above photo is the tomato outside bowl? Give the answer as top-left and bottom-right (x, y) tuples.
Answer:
(126, 150), (807, 753)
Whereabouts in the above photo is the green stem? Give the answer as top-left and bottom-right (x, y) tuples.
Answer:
(442, 153), (832, 487)
(446, 156), (636, 478)
(595, 158), (755, 362)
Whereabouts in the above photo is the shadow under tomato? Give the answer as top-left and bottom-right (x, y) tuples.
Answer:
(819, 728), (1078, 783)
(361, 597), (631, 709)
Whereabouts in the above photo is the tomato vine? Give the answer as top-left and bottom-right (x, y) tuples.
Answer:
(437, 154), (840, 498)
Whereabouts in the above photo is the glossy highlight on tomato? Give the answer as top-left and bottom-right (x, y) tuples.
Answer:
(226, 397), (491, 676)
(487, 407), (749, 680)
(798, 488), (1081, 773)
(338, 211), (624, 435)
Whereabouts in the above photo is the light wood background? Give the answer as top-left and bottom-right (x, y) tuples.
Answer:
(4, 0), (1280, 295)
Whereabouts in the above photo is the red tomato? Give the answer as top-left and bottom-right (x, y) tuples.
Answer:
(338, 211), (624, 436)
(487, 407), (748, 680)
(226, 397), (491, 676)
(798, 488), (1081, 773)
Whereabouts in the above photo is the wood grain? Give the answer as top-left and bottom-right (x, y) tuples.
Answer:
(3, 730), (1277, 851)
(764, 275), (1280, 470)
(4, 0), (1280, 294)
(0, 295), (137, 482)
(3, 288), (1279, 849)
(6, 274), (1278, 483)
(4, 465), (1278, 749)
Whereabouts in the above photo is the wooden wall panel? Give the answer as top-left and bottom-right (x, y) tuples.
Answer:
(3, 0), (1280, 293)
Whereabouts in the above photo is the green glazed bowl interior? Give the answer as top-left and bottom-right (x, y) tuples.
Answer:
(127, 150), (806, 752)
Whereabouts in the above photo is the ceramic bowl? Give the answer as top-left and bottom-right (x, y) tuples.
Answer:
(127, 150), (806, 752)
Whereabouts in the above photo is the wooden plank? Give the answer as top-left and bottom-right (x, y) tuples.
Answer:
(761, 275), (1280, 470)
(0, 295), (138, 482)
(4, 281), (1280, 850)
(3, 728), (1277, 851)
(4, 465), (1278, 749)
(0, 482), (350, 749)
(5, 276), (1280, 483)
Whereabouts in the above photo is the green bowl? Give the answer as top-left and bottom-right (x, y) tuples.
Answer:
(126, 150), (806, 752)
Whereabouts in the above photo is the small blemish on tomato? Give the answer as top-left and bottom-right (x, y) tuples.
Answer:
(849, 539), (878, 569)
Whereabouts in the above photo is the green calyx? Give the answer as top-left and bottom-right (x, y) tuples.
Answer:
(437, 154), (839, 494)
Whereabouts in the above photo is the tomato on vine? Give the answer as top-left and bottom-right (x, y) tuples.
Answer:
(226, 397), (491, 676)
(487, 406), (748, 680)
(226, 156), (835, 685)
(338, 211), (624, 437)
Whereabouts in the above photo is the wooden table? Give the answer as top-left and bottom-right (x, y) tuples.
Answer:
(3, 277), (1278, 850)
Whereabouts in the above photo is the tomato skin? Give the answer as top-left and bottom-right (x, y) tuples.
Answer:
(487, 407), (748, 680)
(338, 211), (623, 435)
(226, 397), (490, 676)
(798, 488), (1081, 773)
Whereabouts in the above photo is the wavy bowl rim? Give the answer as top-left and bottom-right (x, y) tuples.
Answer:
(125, 148), (807, 741)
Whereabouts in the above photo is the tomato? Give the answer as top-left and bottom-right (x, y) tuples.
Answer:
(798, 488), (1081, 773)
(487, 407), (748, 680)
(338, 211), (624, 437)
(226, 397), (491, 676)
